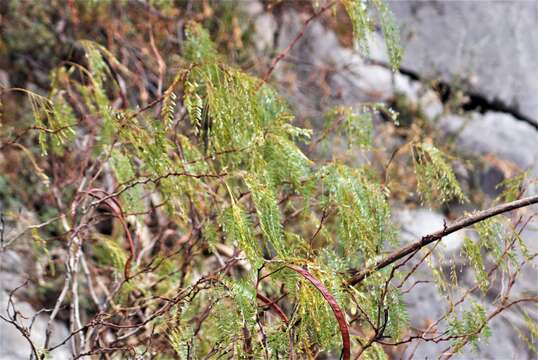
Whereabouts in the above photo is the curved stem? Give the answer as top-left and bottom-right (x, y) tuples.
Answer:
(287, 264), (351, 360)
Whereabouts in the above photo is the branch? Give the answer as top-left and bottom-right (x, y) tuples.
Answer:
(348, 194), (538, 286)
(259, 0), (337, 85)
(86, 189), (135, 280)
(256, 293), (289, 324)
(287, 264), (350, 360)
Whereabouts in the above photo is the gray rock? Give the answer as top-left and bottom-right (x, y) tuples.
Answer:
(396, 207), (465, 253)
(0, 216), (71, 359)
(273, 10), (396, 122)
(273, 10), (443, 128)
(387, 0), (538, 125)
(0, 251), (27, 296)
(0, 70), (9, 88)
(239, 0), (277, 54)
(239, 0), (264, 17)
(419, 89), (443, 120)
(0, 291), (71, 360)
(438, 112), (538, 174)
(253, 14), (277, 54)
(402, 289), (536, 360)
(0, 250), (23, 274)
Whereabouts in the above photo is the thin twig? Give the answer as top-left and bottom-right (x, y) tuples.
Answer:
(259, 0), (337, 86)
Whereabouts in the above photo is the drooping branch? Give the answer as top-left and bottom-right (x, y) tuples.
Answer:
(348, 194), (538, 286)
(287, 264), (351, 360)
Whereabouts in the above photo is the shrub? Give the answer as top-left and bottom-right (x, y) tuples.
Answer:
(1, 1), (536, 359)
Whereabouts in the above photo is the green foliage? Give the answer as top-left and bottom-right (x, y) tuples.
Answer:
(245, 174), (287, 258)
(184, 65), (289, 160)
(495, 171), (527, 203)
(472, 215), (532, 278)
(161, 83), (179, 129)
(79, 40), (111, 88)
(21, 84), (76, 157)
(93, 235), (127, 273)
(221, 201), (263, 268)
(25, 90), (54, 155)
(474, 217), (512, 265)
(413, 142), (467, 204)
(325, 106), (373, 149)
(295, 273), (341, 352)
(109, 149), (144, 214)
(184, 21), (220, 64)
(448, 302), (491, 352)
(342, 0), (372, 56)
(169, 325), (195, 359)
(522, 311), (538, 354)
(342, 0), (402, 70)
(463, 236), (489, 292)
(384, 288), (410, 340)
(261, 134), (312, 188)
(320, 164), (395, 264)
(372, 0), (402, 70)
(78, 40), (125, 146)
(168, 304), (196, 358)
(350, 273), (409, 344)
(362, 343), (388, 360)
(228, 278), (258, 325)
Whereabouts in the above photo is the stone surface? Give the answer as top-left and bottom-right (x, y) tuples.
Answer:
(402, 289), (537, 360)
(396, 207), (465, 252)
(272, 10), (443, 129)
(387, 0), (538, 125)
(274, 10), (393, 122)
(0, 220), (71, 359)
(0, 70), (9, 88)
(438, 111), (538, 175)
(253, 14), (277, 54)
(0, 290), (71, 360)
(0, 251), (27, 297)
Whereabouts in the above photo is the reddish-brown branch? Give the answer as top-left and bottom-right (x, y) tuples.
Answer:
(86, 189), (135, 280)
(256, 293), (289, 324)
(287, 264), (350, 360)
(348, 194), (538, 286)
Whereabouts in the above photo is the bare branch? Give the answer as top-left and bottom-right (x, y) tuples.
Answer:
(348, 194), (538, 286)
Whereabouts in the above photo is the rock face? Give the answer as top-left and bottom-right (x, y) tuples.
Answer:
(396, 208), (465, 252)
(439, 111), (538, 200)
(257, 8), (443, 135)
(0, 228), (71, 359)
(388, 0), (538, 125)
(268, 10), (396, 122)
(0, 289), (71, 360)
(439, 112), (538, 173)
